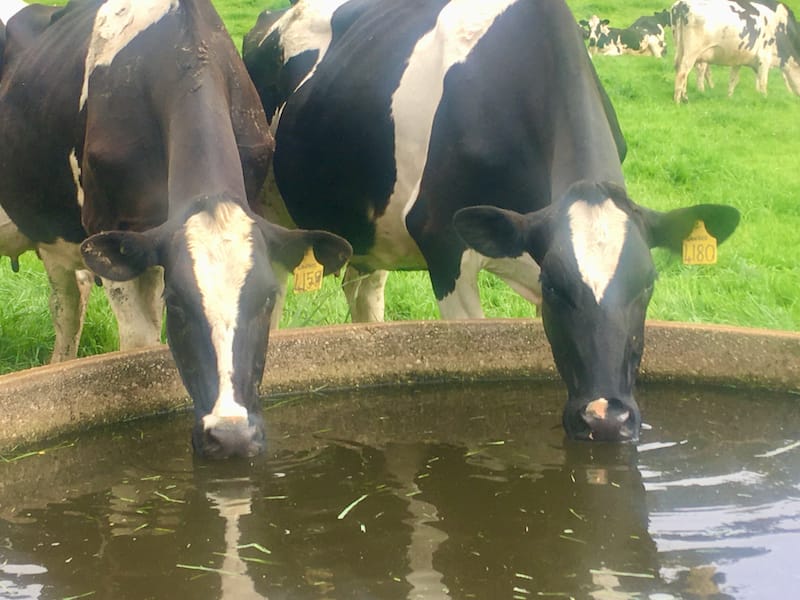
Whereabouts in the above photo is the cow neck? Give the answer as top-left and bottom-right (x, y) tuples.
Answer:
(162, 56), (248, 215)
(543, 45), (625, 202)
(549, 94), (624, 202)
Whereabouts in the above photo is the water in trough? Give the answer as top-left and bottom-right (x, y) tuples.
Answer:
(0, 380), (798, 599)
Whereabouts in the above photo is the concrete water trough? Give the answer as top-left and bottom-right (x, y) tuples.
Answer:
(0, 319), (798, 451)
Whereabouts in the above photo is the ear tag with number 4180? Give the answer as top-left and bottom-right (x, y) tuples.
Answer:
(293, 247), (324, 293)
(682, 220), (717, 265)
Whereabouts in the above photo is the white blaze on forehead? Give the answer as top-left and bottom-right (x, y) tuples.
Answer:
(185, 202), (255, 424)
(568, 198), (630, 304)
(395, 0), (518, 221)
(80, 0), (179, 109)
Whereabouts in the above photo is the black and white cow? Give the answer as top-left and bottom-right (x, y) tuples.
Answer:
(245, 0), (740, 442)
(0, 3), (94, 364)
(672, 0), (800, 102)
(242, 0), (357, 127)
(581, 11), (669, 57)
(0, 0), (352, 458)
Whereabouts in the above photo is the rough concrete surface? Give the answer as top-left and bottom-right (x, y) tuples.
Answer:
(0, 319), (796, 451)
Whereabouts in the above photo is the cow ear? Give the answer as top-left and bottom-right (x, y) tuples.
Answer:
(453, 205), (552, 264)
(81, 230), (162, 281)
(257, 219), (353, 275)
(639, 204), (740, 253)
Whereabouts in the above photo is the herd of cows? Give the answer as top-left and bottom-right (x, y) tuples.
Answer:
(579, 0), (800, 102)
(0, 0), (757, 458)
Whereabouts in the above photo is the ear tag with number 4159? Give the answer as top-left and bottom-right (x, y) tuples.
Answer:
(293, 247), (324, 293)
(682, 220), (717, 265)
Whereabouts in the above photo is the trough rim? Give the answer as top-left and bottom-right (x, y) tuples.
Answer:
(0, 318), (797, 452)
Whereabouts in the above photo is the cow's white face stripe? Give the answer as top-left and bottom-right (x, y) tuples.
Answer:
(185, 203), (255, 424)
(81, 0), (179, 109)
(568, 199), (629, 304)
(394, 0), (518, 220)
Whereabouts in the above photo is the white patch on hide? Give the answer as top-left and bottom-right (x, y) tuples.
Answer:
(81, 0), (179, 109)
(395, 0), (519, 222)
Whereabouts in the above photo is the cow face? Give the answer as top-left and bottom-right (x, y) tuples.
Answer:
(454, 181), (740, 443)
(578, 15), (610, 53)
(81, 198), (352, 459)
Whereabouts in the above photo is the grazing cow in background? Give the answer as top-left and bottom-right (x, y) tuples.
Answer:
(0, 0), (351, 458)
(245, 0), (740, 442)
(672, 0), (800, 101)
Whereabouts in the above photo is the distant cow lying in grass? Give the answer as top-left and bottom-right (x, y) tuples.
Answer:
(579, 11), (668, 57)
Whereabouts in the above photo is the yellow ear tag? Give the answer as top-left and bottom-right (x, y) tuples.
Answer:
(293, 247), (324, 293)
(682, 220), (717, 265)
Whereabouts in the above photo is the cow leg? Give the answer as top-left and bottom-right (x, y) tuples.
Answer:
(435, 249), (484, 319)
(37, 242), (89, 363)
(674, 57), (694, 102)
(728, 66), (743, 97)
(103, 266), (164, 350)
(695, 63), (710, 92)
(754, 63), (769, 96)
(342, 266), (388, 322)
(484, 255), (543, 315)
(703, 63), (714, 89)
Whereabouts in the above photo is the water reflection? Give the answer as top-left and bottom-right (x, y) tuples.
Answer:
(206, 477), (264, 600)
(0, 381), (797, 599)
(383, 444), (450, 599)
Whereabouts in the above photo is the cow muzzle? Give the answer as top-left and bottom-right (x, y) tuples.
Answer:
(194, 414), (266, 459)
(566, 397), (640, 443)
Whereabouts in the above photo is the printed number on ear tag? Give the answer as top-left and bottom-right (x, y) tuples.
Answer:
(682, 220), (717, 265)
(293, 248), (324, 293)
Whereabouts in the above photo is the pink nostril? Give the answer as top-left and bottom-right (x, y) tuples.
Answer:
(584, 398), (630, 424)
(585, 398), (608, 420)
(580, 398), (636, 442)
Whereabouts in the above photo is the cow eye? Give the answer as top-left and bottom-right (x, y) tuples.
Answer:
(541, 274), (574, 308)
(166, 299), (186, 323)
(263, 289), (278, 313)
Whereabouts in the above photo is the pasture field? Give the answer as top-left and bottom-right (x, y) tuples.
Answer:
(0, 0), (797, 372)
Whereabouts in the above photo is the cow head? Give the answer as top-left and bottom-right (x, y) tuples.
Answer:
(578, 15), (610, 53)
(81, 197), (352, 459)
(453, 181), (739, 443)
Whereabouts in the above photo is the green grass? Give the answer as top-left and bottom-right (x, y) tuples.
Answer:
(0, 0), (798, 372)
